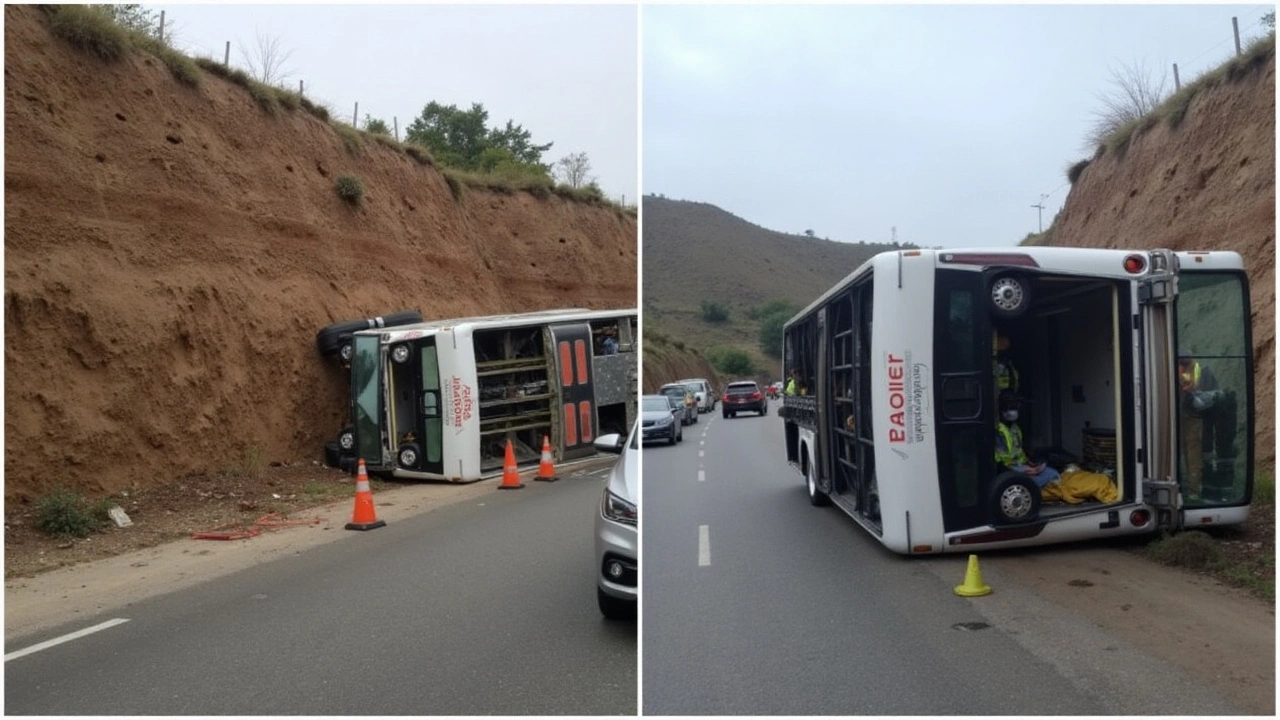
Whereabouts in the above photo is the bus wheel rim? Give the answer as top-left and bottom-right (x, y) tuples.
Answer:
(1000, 484), (1032, 518)
(991, 278), (1023, 311)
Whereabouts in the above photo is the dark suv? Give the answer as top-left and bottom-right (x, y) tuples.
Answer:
(722, 381), (768, 418)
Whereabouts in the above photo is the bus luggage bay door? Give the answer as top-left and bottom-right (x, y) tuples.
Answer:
(550, 323), (597, 461)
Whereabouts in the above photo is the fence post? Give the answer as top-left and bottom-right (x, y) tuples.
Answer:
(393, 117), (399, 142)
(1233, 16), (1242, 56)
(299, 79), (304, 97)
(353, 101), (358, 128)
(158, 10), (165, 42)
(1173, 63), (1181, 91)
(223, 41), (230, 67)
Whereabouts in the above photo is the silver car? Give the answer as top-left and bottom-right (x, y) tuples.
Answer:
(658, 382), (698, 425)
(594, 422), (638, 620)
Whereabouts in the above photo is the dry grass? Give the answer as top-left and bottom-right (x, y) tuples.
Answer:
(1098, 32), (1274, 160)
(38, 4), (623, 212)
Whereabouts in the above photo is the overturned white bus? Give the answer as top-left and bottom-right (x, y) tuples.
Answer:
(349, 308), (637, 481)
(781, 248), (1254, 553)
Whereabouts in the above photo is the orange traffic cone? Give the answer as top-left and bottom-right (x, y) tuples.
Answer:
(535, 435), (559, 482)
(498, 439), (525, 490)
(345, 459), (386, 531)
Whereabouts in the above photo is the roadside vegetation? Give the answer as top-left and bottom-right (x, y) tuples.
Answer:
(38, 4), (631, 214)
(1140, 469), (1274, 600)
(35, 488), (113, 539)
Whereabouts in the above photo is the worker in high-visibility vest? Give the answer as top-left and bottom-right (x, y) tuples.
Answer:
(995, 391), (1059, 488)
(993, 333), (1020, 395)
(1178, 348), (1230, 501)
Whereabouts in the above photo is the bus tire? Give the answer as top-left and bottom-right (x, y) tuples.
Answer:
(315, 310), (423, 356)
(323, 441), (342, 468)
(807, 460), (831, 507)
(989, 274), (1031, 319)
(989, 472), (1040, 525)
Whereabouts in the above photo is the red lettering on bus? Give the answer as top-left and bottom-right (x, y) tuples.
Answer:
(889, 429), (906, 442)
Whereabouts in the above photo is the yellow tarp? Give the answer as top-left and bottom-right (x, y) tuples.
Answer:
(1041, 468), (1119, 504)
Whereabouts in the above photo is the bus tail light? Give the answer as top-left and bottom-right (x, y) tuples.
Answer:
(939, 252), (1039, 268)
(1129, 509), (1151, 527)
(1122, 254), (1146, 274)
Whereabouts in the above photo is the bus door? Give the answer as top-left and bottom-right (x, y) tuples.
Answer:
(385, 335), (444, 475)
(550, 322), (597, 460)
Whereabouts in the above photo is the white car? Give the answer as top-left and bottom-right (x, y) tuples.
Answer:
(594, 422), (638, 620)
(677, 377), (716, 413)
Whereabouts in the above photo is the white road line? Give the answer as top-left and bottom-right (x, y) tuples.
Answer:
(698, 525), (711, 566)
(698, 470), (705, 482)
(5, 618), (130, 662)
(700, 440), (705, 446)
(698, 450), (704, 458)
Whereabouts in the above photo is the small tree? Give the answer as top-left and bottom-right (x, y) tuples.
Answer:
(96, 4), (174, 42)
(1263, 11), (1275, 31)
(238, 30), (295, 86)
(1087, 59), (1167, 148)
(804, 229), (815, 238)
(554, 151), (595, 188)
(700, 300), (729, 324)
(710, 348), (754, 376)
(364, 115), (391, 136)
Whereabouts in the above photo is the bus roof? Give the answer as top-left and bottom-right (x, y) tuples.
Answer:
(360, 307), (636, 342)
(784, 247), (1244, 328)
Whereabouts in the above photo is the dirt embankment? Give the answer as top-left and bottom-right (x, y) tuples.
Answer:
(3, 6), (636, 503)
(1048, 52), (1275, 468)
(643, 338), (720, 394)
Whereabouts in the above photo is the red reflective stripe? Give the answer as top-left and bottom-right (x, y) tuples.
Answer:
(564, 404), (577, 446)
(559, 341), (573, 387)
(575, 339), (588, 385)
(579, 401), (593, 443)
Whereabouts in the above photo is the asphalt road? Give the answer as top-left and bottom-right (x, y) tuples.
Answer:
(5, 464), (635, 715)
(641, 408), (1242, 715)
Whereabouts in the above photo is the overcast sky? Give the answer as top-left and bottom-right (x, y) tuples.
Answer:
(643, 4), (1273, 248)
(154, 3), (638, 203)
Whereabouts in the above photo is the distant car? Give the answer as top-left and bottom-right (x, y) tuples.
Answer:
(658, 383), (698, 425)
(677, 378), (716, 413)
(723, 380), (768, 418)
(594, 422), (637, 621)
(641, 394), (682, 445)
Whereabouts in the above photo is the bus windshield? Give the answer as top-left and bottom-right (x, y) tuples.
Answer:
(1175, 272), (1251, 505)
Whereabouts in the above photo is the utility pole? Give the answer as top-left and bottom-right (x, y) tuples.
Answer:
(1031, 194), (1048, 233)
(890, 226), (897, 245)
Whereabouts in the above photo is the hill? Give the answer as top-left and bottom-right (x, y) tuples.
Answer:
(1037, 36), (1274, 469)
(641, 195), (901, 377)
(3, 5), (637, 504)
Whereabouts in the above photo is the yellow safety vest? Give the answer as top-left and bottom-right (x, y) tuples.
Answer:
(785, 378), (797, 396)
(1179, 362), (1201, 391)
(995, 422), (1027, 466)
(994, 357), (1019, 392)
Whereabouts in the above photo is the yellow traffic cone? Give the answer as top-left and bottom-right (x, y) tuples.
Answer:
(953, 554), (992, 597)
